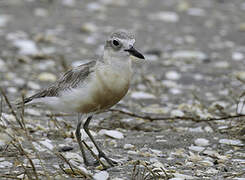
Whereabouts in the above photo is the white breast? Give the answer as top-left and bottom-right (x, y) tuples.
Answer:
(54, 62), (132, 113)
(96, 64), (132, 93)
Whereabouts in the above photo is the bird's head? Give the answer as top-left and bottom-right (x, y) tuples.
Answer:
(104, 30), (145, 61)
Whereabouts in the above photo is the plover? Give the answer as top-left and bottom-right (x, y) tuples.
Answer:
(21, 30), (145, 166)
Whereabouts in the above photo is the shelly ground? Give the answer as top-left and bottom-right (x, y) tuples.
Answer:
(0, 0), (245, 179)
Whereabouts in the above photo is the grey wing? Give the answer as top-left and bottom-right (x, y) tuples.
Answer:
(22, 60), (96, 104)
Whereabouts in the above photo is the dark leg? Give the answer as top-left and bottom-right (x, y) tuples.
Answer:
(75, 114), (89, 166)
(76, 114), (106, 167)
(84, 116), (117, 166)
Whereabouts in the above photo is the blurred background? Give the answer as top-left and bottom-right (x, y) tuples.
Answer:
(0, 0), (245, 179)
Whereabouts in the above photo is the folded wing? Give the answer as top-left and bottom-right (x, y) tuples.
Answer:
(21, 61), (96, 105)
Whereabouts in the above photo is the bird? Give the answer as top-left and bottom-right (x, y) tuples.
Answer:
(20, 29), (145, 167)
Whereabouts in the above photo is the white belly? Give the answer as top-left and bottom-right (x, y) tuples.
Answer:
(57, 65), (132, 113)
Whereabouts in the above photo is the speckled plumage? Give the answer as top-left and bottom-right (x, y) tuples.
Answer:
(20, 29), (144, 167)
(21, 30), (143, 114)
(23, 61), (96, 104)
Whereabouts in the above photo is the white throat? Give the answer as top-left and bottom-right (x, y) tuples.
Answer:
(103, 50), (132, 70)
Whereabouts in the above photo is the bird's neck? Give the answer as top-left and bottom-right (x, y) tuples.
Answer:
(103, 51), (132, 72)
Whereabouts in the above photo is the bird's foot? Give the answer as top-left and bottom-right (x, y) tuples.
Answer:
(98, 151), (118, 167)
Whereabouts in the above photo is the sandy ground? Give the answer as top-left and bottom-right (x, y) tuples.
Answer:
(0, 0), (245, 179)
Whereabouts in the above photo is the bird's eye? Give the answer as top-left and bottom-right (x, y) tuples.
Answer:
(112, 40), (120, 46)
(111, 39), (122, 50)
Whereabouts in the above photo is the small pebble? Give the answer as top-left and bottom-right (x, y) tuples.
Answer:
(206, 168), (219, 174)
(156, 139), (167, 143)
(150, 149), (163, 156)
(0, 58), (6, 69)
(219, 139), (244, 146)
(166, 71), (181, 80)
(40, 139), (54, 150)
(33, 142), (47, 152)
(188, 127), (204, 133)
(13, 39), (39, 55)
(242, 2), (245, 10)
(214, 61), (229, 69)
(203, 149), (218, 157)
(62, 0), (75, 7)
(101, 0), (128, 6)
(194, 138), (209, 146)
(37, 60), (55, 70)
(34, 8), (48, 17)
(127, 150), (138, 155)
(38, 72), (57, 82)
(235, 71), (245, 81)
(76, 165), (92, 176)
(170, 109), (184, 117)
(81, 22), (97, 33)
(172, 173), (196, 179)
(144, 54), (158, 61)
(98, 129), (124, 139)
(169, 88), (182, 95)
(204, 126), (213, 133)
(172, 50), (207, 61)
(162, 80), (177, 88)
(188, 151), (202, 162)
(238, 23), (245, 32)
(130, 91), (155, 99)
(232, 52), (244, 61)
(65, 152), (84, 163)
(237, 97), (245, 114)
(0, 133), (11, 146)
(25, 108), (41, 116)
(32, 159), (41, 167)
(27, 81), (41, 90)
(151, 161), (166, 169)
(149, 11), (179, 22)
(199, 160), (214, 166)
(13, 77), (25, 86)
(7, 87), (17, 94)
(193, 74), (203, 80)
(93, 171), (109, 180)
(0, 161), (12, 168)
(142, 104), (168, 114)
(0, 14), (11, 27)
(87, 2), (105, 12)
(84, 35), (97, 45)
(188, 8), (206, 16)
(17, 174), (25, 179)
(123, 143), (135, 150)
(177, 1), (190, 11)
(189, 145), (205, 152)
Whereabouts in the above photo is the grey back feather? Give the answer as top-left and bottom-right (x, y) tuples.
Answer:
(22, 61), (96, 104)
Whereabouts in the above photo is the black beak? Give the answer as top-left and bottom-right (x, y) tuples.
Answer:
(124, 46), (145, 59)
